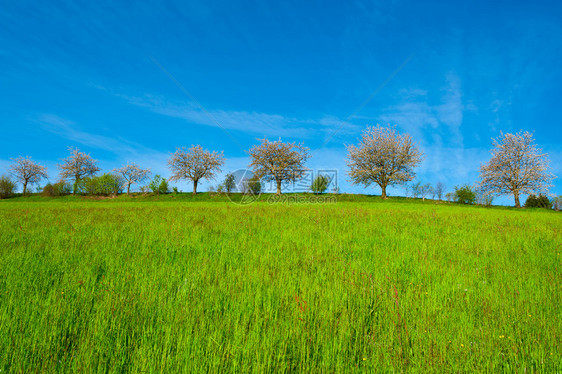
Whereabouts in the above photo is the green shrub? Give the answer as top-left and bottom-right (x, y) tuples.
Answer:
(311, 175), (329, 194)
(0, 175), (16, 199)
(77, 177), (96, 195)
(42, 184), (55, 197)
(102, 174), (123, 195)
(149, 175), (162, 194)
(524, 194), (552, 209)
(53, 181), (72, 196)
(454, 185), (476, 204)
(158, 178), (169, 194)
(77, 174), (123, 196)
(149, 175), (169, 194)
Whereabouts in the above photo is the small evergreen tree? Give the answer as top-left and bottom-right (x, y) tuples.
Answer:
(246, 176), (261, 195)
(158, 178), (169, 194)
(524, 194), (552, 209)
(311, 175), (329, 194)
(224, 173), (236, 193)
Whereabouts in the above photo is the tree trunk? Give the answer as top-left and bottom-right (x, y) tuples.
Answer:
(193, 180), (198, 195)
(23, 181), (28, 196)
(514, 192), (521, 208)
(127, 183), (131, 195)
(381, 184), (387, 199)
(276, 180), (282, 195)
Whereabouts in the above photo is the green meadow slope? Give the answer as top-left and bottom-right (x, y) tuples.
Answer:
(0, 196), (560, 372)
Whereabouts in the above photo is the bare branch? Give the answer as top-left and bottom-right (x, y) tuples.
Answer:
(114, 163), (151, 195)
(435, 181), (446, 200)
(9, 156), (48, 195)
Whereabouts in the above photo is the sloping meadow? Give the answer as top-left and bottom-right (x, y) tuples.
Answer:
(0, 200), (560, 372)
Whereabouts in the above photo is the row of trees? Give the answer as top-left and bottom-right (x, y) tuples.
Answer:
(1, 148), (155, 197)
(0, 126), (557, 207)
(344, 126), (556, 208)
(404, 183), (489, 205)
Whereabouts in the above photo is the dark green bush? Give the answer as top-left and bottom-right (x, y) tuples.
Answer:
(311, 175), (329, 194)
(524, 194), (552, 209)
(246, 176), (261, 195)
(42, 183), (55, 197)
(0, 175), (16, 199)
(454, 185), (476, 204)
(158, 179), (169, 194)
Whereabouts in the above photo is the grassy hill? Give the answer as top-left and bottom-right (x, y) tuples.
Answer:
(0, 191), (530, 208)
(0, 197), (560, 372)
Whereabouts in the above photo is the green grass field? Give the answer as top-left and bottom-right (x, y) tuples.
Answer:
(0, 195), (560, 372)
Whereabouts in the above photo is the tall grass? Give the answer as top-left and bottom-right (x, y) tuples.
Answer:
(0, 198), (560, 372)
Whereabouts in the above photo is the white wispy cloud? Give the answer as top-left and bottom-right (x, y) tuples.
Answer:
(378, 71), (465, 148)
(106, 91), (361, 140)
(437, 72), (464, 145)
(418, 145), (489, 182)
(36, 114), (170, 173)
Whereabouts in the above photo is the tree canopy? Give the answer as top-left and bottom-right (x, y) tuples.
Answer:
(479, 131), (554, 208)
(168, 145), (225, 194)
(114, 163), (151, 195)
(247, 138), (310, 195)
(346, 125), (423, 199)
(58, 147), (100, 194)
(10, 156), (48, 195)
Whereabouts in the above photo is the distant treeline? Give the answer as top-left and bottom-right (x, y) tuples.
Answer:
(1, 126), (559, 209)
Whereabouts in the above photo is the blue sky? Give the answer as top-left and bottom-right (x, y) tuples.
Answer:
(1, 0), (561, 203)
